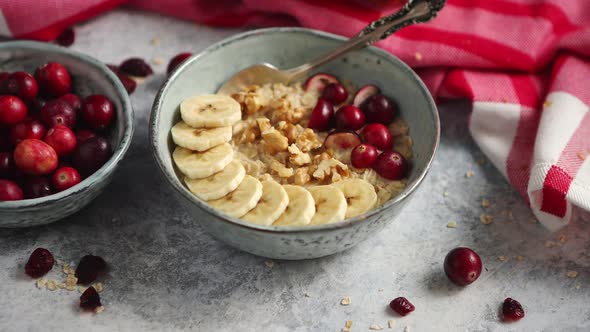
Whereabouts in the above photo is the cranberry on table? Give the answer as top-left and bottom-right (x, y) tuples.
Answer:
(72, 136), (112, 176)
(13, 139), (58, 175)
(80, 286), (101, 311)
(167, 52), (192, 75)
(373, 150), (408, 180)
(116, 71), (137, 94)
(307, 99), (335, 132)
(351, 144), (378, 169)
(40, 100), (76, 128)
(119, 57), (153, 77)
(75, 254), (107, 284)
(335, 105), (365, 130)
(55, 27), (75, 47)
(5, 71), (38, 100)
(45, 125), (77, 156)
(0, 95), (28, 126)
(502, 298), (525, 322)
(80, 95), (115, 131)
(10, 120), (46, 145)
(22, 176), (53, 199)
(364, 94), (397, 125)
(52, 166), (81, 192)
(24, 248), (54, 278)
(58, 93), (82, 111)
(0, 179), (23, 201)
(443, 247), (482, 286)
(75, 129), (96, 143)
(361, 123), (392, 150)
(321, 83), (348, 104)
(389, 297), (415, 316)
(34, 62), (71, 97)
(0, 152), (14, 177)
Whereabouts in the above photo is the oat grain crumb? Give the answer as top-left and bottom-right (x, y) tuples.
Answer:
(264, 260), (274, 268)
(446, 221), (457, 228)
(152, 57), (164, 65)
(388, 320), (396, 329)
(304, 292), (311, 297)
(36, 278), (47, 289)
(95, 306), (105, 314)
(566, 270), (578, 278)
(443, 191), (449, 197)
(498, 255), (506, 262)
(150, 37), (160, 46)
(94, 282), (104, 293)
(341, 296), (351, 306)
(516, 255), (525, 261)
(370, 324), (384, 330)
(45, 280), (57, 291)
(465, 171), (475, 178)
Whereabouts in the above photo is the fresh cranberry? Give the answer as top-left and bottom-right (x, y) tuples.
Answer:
(76, 255), (107, 284)
(335, 105), (365, 130)
(321, 83), (348, 104)
(80, 286), (101, 311)
(351, 144), (378, 168)
(58, 93), (82, 111)
(307, 99), (334, 131)
(80, 95), (115, 131)
(119, 58), (153, 77)
(22, 176), (53, 199)
(116, 71), (137, 94)
(52, 166), (81, 192)
(373, 150), (408, 180)
(55, 27), (75, 47)
(27, 98), (46, 114)
(444, 247), (482, 286)
(389, 297), (415, 316)
(5, 72), (38, 100)
(13, 139), (58, 175)
(0, 95), (28, 126)
(0, 179), (23, 201)
(167, 52), (192, 75)
(24, 248), (54, 278)
(76, 129), (96, 143)
(323, 131), (362, 150)
(40, 100), (76, 128)
(502, 298), (525, 322)
(72, 136), (112, 176)
(364, 94), (397, 125)
(361, 123), (392, 150)
(0, 152), (14, 177)
(353, 84), (380, 107)
(10, 120), (46, 145)
(34, 62), (71, 97)
(44, 125), (77, 156)
(304, 73), (339, 93)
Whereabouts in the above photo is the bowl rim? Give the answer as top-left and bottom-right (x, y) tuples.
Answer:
(150, 27), (440, 234)
(0, 41), (134, 210)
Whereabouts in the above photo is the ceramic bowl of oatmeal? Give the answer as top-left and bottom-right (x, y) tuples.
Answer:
(150, 27), (439, 259)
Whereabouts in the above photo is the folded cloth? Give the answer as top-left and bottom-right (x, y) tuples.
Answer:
(1, 0), (589, 231)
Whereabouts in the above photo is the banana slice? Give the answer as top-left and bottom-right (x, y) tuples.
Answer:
(171, 121), (232, 152)
(180, 94), (241, 128)
(273, 185), (315, 226)
(172, 143), (233, 179)
(208, 175), (262, 218)
(184, 160), (245, 200)
(242, 180), (289, 226)
(333, 179), (378, 218)
(308, 185), (347, 225)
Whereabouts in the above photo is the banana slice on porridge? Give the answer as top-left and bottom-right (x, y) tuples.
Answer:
(242, 180), (289, 226)
(184, 160), (245, 201)
(273, 185), (315, 226)
(172, 143), (233, 179)
(208, 175), (263, 218)
(333, 179), (378, 218)
(171, 121), (232, 151)
(308, 185), (347, 225)
(180, 94), (241, 128)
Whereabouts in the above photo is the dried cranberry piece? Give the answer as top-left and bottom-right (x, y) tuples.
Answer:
(119, 58), (153, 77)
(389, 297), (415, 316)
(55, 27), (75, 47)
(24, 248), (54, 278)
(502, 298), (525, 322)
(80, 286), (101, 311)
(105, 64), (136, 94)
(75, 255), (107, 284)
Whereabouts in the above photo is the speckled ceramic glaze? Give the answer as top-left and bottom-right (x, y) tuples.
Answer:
(150, 28), (439, 259)
(0, 41), (134, 228)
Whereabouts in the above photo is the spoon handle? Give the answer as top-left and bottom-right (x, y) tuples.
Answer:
(286, 0), (446, 81)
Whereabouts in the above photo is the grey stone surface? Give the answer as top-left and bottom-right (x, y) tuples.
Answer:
(1, 9), (590, 332)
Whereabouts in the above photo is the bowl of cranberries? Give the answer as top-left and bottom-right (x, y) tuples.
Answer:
(0, 41), (134, 227)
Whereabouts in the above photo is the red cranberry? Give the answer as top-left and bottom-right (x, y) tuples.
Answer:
(27, 98), (46, 114)
(72, 136), (112, 176)
(0, 152), (14, 177)
(304, 73), (339, 93)
(0, 95), (28, 126)
(5, 72), (38, 100)
(44, 125), (77, 156)
(34, 62), (71, 97)
(116, 71), (137, 94)
(58, 93), (82, 111)
(52, 166), (81, 192)
(81, 95), (115, 131)
(364, 94), (397, 125)
(307, 99), (334, 131)
(22, 176), (53, 199)
(361, 123), (392, 150)
(80, 286), (101, 311)
(41, 100), (76, 128)
(167, 52), (192, 75)
(502, 298), (525, 322)
(10, 120), (46, 145)
(55, 27), (75, 47)
(351, 144), (378, 168)
(0, 179), (23, 201)
(323, 131), (362, 150)
(444, 247), (482, 286)
(0, 72), (9, 94)
(76, 255), (107, 284)
(321, 83), (348, 104)
(353, 84), (380, 107)
(119, 58), (153, 77)
(335, 105), (365, 130)
(24, 248), (54, 278)
(389, 297), (415, 316)
(76, 129), (96, 143)
(373, 150), (408, 180)
(13, 139), (58, 175)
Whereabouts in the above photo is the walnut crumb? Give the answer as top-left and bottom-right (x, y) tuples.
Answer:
(446, 221), (457, 228)
(465, 171), (475, 178)
(498, 255), (506, 262)
(36, 279), (47, 289)
(345, 320), (353, 328)
(388, 320), (396, 329)
(481, 198), (491, 208)
(288, 144), (311, 166)
(480, 214), (494, 225)
(312, 158), (349, 182)
(293, 167), (311, 185)
(46, 280), (57, 291)
(566, 270), (578, 278)
(262, 129), (289, 154)
(270, 160), (294, 178)
(264, 260), (274, 268)
(95, 306), (105, 314)
(370, 324), (384, 330)
(340, 296), (351, 306)
(295, 128), (322, 152)
(515, 255), (525, 261)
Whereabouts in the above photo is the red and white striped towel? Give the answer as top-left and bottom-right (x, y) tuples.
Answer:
(1, 0), (589, 231)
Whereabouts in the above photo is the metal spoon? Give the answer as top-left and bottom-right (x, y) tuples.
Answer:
(218, 0), (446, 95)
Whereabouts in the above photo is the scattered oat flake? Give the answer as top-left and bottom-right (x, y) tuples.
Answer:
(341, 296), (351, 305)
(446, 221), (457, 228)
(388, 320), (396, 329)
(465, 171), (475, 178)
(152, 57), (164, 65)
(516, 255), (525, 261)
(443, 191), (449, 197)
(95, 306), (105, 314)
(150, 37), (160, 45)
(414, 52), (423, 61)
(577, 151), (586, 160)
(94, 282), (104, 293)
(558, 234), (567, 243)
(566, 270), (578, 278)
(481, 198), (491, 208)
(480, 214), (494, 225)
(66, 275), (78, 287)
(57, 283), (66, 289)
(46, 280), (57, 291)
(346, 320), (353, 328)
(575, 283), (581, 289)
(545, 240), (556, 248)
(36, 279), (47, 289)
(498, 255), (506, 262)
(370, 324), (384, 330)
(264, 260), (274, 268)
(304, 292), (311, 297)
(66, 285), (76, 291)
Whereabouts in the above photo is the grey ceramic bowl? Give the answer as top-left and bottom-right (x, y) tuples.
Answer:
(150, 28), (439, 260)
(0, 41), (134, 228)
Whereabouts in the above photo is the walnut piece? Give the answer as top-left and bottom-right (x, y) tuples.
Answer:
(288, 144), (311, 166)
(312, 158), (350, 182)
(270, 160), (294, 178)
(262, 128), (289, 154)
(293, 167), (311, 185)
(295, 128), (322, 152)
(256, 118), (272, 132)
